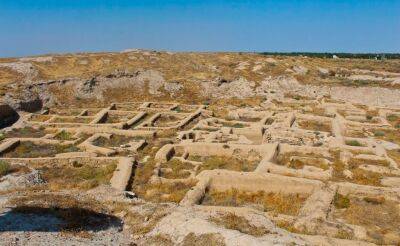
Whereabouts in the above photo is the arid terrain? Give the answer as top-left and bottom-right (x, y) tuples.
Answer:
(1, 51), (400, 245)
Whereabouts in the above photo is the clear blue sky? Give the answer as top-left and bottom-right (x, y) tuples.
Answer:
(0, 0), (399, 57)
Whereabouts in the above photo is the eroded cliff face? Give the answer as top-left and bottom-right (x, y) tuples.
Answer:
(3, 71), (400, 114)
(1, 51), (400, 112)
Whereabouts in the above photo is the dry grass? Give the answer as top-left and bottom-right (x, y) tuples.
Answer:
(0, 160), (10, 176)
(37, 162), (117, 190)
(113, 202), (171, 236)
(333, 193), (350, 209)
(2, 141), (79, 158)
(93, 135), (137, 147)
(297, 120), (331, 132)
(143, 234), (174, 246)
(52, 117), (92, 123)
(160, 158), (194, 179)
(372, 128), (400, 145)
(153, 114), (183, 127)
(0, 163), (31, 177)
(181, 232), (226, 246)
(30, 114), (52, 122)
(348, 157), (390, 169)
(202, 189), (307, 216)
(191, 155), (260, 173)
(334, 196), (400, 244)
(351, 169), (383, 186)
(210, 213), (270, 237)
(344, 129), (367, 138)
(143, 179), (197, 203)
(55, 130), (74, 140)
(277, 152), (328, 170)
(156, 128), (177, 138)
(276, 220), (305, 234)
(331, 155), (383, 186)
(105, 113), (135, 123)
(4, 126), (47, 138)
(387, 149), (400, 167)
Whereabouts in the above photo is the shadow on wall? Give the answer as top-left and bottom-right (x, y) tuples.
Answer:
(0, 206), (122, 233)
(0, 104), (19, 129)
(19, 98), (43, 113)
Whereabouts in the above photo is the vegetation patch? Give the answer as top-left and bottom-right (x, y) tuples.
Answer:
(345, 129), (367, 138)
(160, 158), (194, 179)
(153, 114), (182, 127)
(201, 189), (307, 216)
(4, 126), (47, 138)
(345, 140), (363, 147)
(55, 130), (74, 140)
(52, 117), (92, 123)
(333, 196), (400, 244)
(1, 142), (79, 158)
(0, 160), (10, 176)
(277, 152), (328, 170)
(351, 169), (382, 186)
(191, 155), (260, 173)
(333, 193), (350, 209)
(143, 179), (197, 203)
(105, 113), (135, 123)
(297, 120), (331, 132)
(387, 149), (400, 167)
(210, 213), (270, 237)
(30, 114), (52, 122)
(373, 130), (385, 137)
(93, 135), (137, 147)
(181, 232), (226, 246)
(371, 129), (400, 145)
(348, 157), (390, 169)
(38, 162), (117, 190)
(386, 114), (398, 122)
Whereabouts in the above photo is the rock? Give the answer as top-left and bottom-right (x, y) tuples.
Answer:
(293, 65), (308, 75)
(377, 140), (400, 150)
(252, 64), (263, 72)
(317, 67), (329, 76)
(0, 169), (44, 190)
(343, 169), (353, 179)
(76, 77), (98, 97)
(265, 58), (277, 64)
(164, 81), (183, 96)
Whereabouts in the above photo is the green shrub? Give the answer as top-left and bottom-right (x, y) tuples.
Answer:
(173, 106), (182, 112)
(0, 161), (10, 176)
(0, 133), (5, 141)
(232, 123), (245, 128)
(345, 140), (362, 147)
(387, 114), (398, 122)
(56, 130), (73, 140)
(374, 131), (385, 137)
